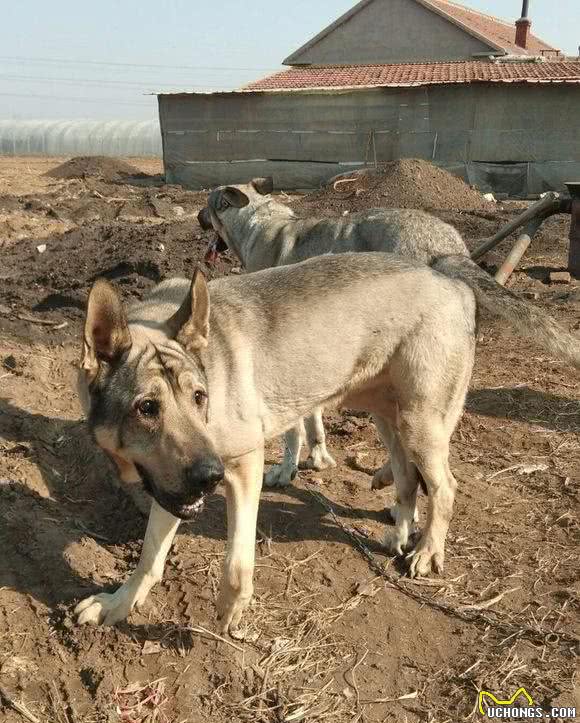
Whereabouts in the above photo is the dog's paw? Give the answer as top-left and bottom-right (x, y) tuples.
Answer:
(371, 462), (394, 490)
(264, 463), (297, 488)
(216, 585), (252, 636)
(304, 446), (336, 471)
(74, 587), (135, 626)
(407, 540), (444, 578)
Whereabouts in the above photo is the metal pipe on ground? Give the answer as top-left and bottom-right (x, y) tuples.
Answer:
(470, 192), (561, 262)
(494, 217), (544, 286)
(566, 183), (580, 278)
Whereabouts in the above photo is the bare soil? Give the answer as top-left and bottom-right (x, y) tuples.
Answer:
(294, 159), (492, 215)
(45, 156), (144, 183)
(0, 157), (578, 723)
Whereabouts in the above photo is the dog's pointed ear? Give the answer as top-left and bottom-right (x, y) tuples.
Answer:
(166, 268), (210, 352)
(81, 279), (131, 378)
(222, 187), (249, 208)
(197, 207), (213, 230)
(251, 177), (274, 195)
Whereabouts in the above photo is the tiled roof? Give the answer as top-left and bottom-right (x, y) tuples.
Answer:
(423, 0), (556, 56)
(244, 60), (580, 91)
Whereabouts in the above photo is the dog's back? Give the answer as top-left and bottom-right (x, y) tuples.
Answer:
(290, 208), (467, 265)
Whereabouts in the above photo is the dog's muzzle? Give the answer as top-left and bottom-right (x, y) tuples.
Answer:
(183, 456), (224, 496)
(135, 458), (224, 520)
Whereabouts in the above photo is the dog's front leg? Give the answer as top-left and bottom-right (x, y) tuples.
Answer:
(304, 410), (336, 471)
(75, 501), (180, 626)
(218, 448), (264, 634)
(263, 422), (303, 487)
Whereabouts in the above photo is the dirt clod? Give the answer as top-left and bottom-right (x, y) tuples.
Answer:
(45, 155), (142, 183)
(550, 270), (571, 284)
(294, 158), (489, 216)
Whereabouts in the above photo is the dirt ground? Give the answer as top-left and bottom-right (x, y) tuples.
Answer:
(0, 157), (578, 723)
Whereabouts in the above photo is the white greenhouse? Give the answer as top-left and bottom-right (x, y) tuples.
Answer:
(0, 120), (162, 157)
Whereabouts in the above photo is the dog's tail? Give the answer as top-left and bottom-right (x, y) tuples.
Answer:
(432, 254), (580, 369)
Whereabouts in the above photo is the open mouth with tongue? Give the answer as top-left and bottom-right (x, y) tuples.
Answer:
(205, 234), (229, 264)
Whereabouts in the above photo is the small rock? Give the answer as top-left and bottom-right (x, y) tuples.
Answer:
(3, 355), (18, 371)
(549, 271), (571, 284)
(157, 243), (166, 252)
(36, 244), (47, 254)
(0, 303), (11, 315)
(230, 267), (242, 275)
(173, 206), (185, 217)
(142, 641), (162, 655)
(354, 580), (379, 598)
(483, 193), (496, 203)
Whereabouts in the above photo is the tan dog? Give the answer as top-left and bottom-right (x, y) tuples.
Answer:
(198, 179), (580, 492)
(74, 252), (484, 634)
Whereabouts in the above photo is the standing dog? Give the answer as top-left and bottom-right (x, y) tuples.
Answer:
(74, 253), (580, 634)
(198, 178), (580, 489)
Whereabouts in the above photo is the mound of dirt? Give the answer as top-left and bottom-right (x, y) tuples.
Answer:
(294, 158), (489, 216)
(45, 156), (143, 183)
(0, 219), (233, 333)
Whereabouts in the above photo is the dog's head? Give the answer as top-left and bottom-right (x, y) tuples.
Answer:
(78, 270), (224, 520)
(198, 176), (274, 264)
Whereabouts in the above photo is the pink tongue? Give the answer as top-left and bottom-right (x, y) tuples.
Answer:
(205, 248), (219, 265)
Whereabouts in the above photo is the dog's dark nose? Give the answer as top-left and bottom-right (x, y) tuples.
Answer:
(184, 456), (224, 493)
(197, 207), (213, 230)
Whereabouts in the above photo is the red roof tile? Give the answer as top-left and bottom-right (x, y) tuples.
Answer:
(423, 0), (556, 56)
(244, 60), (580, 91)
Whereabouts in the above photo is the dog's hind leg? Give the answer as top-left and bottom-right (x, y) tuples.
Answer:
(374, 416), (420, 556)
(218, 448), (264, 634)
(75, 500), (180, 626)
(396, 405), (461, 577)
(406, 432), (457, 578)
(372, 416), (419, 526)
(371, 417), (394, 491)
(303, 410), (336, 471)
(264, 421), (304, 487)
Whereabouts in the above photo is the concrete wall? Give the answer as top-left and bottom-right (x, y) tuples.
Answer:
(286, 0), (493, 65)
(158, 84), (580, 196)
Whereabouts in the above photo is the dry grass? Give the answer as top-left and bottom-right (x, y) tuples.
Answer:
(213, 559), (363, 722)
(113, 679), (169, 723)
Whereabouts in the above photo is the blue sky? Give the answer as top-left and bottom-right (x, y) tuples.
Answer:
(0, 0), (577, 120)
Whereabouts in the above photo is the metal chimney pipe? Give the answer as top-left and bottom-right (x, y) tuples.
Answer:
(515, 0), (531, 48)
(521, 0), (529, 18)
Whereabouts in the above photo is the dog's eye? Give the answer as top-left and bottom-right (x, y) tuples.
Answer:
(138, 399), (160, 417)
(194, 390), (207, 407)
(218, 197), (230, 211)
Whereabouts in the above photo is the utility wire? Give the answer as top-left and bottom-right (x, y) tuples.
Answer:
(0, 91), (153, 106)
(0, 55), (280, 72)
(0, 74), (238, 91)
